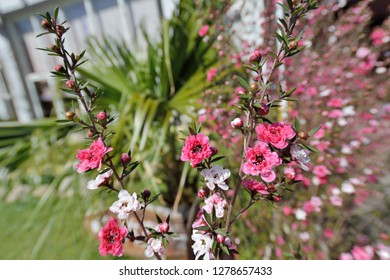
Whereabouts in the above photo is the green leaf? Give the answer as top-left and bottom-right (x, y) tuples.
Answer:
(54, 7), (59, 20)
(156, 214), (163, 224)
(236, 75), (250, 91)
(308, 123), (323, 137)
(294, 117), (300, 131)
(243, 64), (258, 72)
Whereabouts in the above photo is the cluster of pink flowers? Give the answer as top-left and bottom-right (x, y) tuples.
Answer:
(256, 122), (296, 149)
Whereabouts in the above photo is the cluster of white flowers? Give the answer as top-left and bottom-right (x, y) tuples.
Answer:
(200, 165), (231, 191)
(109, 190), (141, 220)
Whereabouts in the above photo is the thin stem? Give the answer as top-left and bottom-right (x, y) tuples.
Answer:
(133, 212), (162, 260)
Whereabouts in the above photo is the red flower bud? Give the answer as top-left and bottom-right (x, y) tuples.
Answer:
(256, 103), (269, 115)
(96, 111), (107, 121)
(120, 153), (131, 165)
(159, 222), (170, 234)
(249, 49), (262, 63)
(216, 234), (226, 244)
(210, 147), (218, 156)
(55, 65), (64, 72)
(197, 189), (207, 198)
(66, 80), (76, 90)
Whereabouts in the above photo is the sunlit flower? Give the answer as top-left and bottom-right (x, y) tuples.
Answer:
(180, 133), (213, 167)
(144, 237), (166, 258)
(109, 190), (141, 220)
(200, 165), (230, 191)
(191, 231), (214, 260)
(256, 122), (296, 149)
(242, 141), (282, 182)
(98, 218), (127, 257)
(75, 137), (113, 173)
(86, 170), (113, 190)
(290, 144), (310, 171)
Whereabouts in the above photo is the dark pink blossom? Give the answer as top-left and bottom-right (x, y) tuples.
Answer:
(243, 179), (269, 195)
(256, 122), (296, 149)
(207, 68), (218, 82)
(75, 137), (113, 173)
(98, 218), (128, 257)
(242, 141), (282, 182)
(198, 25), (209, 37)
(180, 133), (213, 167)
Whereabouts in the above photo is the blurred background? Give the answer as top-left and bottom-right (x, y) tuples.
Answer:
(0, 0), (389, 259)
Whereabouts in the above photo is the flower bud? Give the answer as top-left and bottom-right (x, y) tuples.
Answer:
(250, 82), (258, 93)
(231, 117), (243, 129)
(120, 153), (131, 165)
(141, 189), (151, 200)
(56, 25), (66, 37)
(298, 131), (309, 140)
(96, 111), (107, 121)
(65, 111), (76, 120)
(66, 80), (76, 90)
(197, 188), (208, 198)
(249, 49), (262, 63)
(272, 195), (282, 202)
(224, 237), (233, 247)
(256, 103), (269, 115)
(210, 147), (218, 156)
(41, 20), (51, 30)
(50, 44), (60, 53)
(216, 234), (226, 244)
(268, 184), (276, 193)
(159, 222), (170, 234)
(87, 130), (94, 138)
(288, 40), (298, 50)
(55, 65), (64, 72)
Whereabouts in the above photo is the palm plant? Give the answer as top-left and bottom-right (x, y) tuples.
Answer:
(78, 0), (235, 208)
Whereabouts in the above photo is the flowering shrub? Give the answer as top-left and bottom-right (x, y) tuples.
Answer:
(34, 0), (355, 260)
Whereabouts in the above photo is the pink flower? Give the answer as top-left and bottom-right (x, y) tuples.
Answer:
(351, 246), (374, 260)
(207, 68), (217, 82)
(242, 141), (282, 182)
(243, 179), (269, 195)
(98, 218), (128, 257)
(180, 133), (213, 167)
(256, 122), (296, 149)
(198, 25), (209, 37)
(249, 49), (262, 63)
(313, 165), (331, 178)
(370, 28), (386, 46)
(339, 253), (353, 260)
(75, 137), (113, 173)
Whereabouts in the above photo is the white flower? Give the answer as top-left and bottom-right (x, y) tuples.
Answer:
(290, 144), (310, 171)
(191, 231), (214, 260)
(200, 165), (230, 191)
(299, 232), (310, 242)
(295, 209), (307, 221)
(86, 169), (113, 190)
(144, 237), (166, 258)
(341, 181), (355, 194)
(109, 190), (141, 220)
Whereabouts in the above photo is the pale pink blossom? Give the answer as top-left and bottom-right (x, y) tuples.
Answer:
(351, 245), (374, 260)
(256, 122), (296, 149)
(231, 117), (243, 128)
(144, 237), (166, 258)
(339, 253), (353, 260)
(203, 193), (227, 218)
(376, 243), (390, 260)
(330, 195), (343, 207)
(180, 133), (213, 167)
(98, 218), (127, 257)
(191, 231), (214, 260)
(86, 169), (113, 190)
(75, 137), (113, 173)
(198, 25), (209, 37)
(109, 190), (141, 220)
(200, 165), (230, 191)
(313, 165), (331, 178)
(242, 141), (282, 182)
